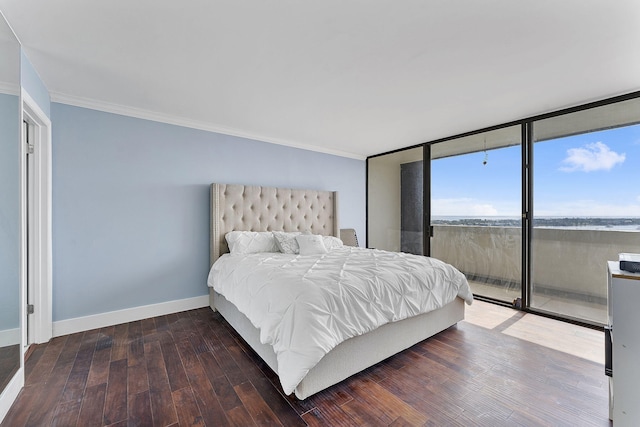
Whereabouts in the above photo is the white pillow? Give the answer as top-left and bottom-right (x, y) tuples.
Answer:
(322, 236), (344, 251)
(225, 231), (279, 254)
(296, 234), (328, 255)
(272, 231), (305, 254)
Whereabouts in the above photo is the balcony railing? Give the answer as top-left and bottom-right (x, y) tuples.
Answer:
(430, 225), (640, 325)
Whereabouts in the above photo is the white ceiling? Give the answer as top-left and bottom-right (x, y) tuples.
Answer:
(1, 0), (639, 159)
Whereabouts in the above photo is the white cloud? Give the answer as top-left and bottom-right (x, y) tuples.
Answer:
(560, 141), (625, 172)
(432, 198), (503, 216)
(470, 204), (499, 216)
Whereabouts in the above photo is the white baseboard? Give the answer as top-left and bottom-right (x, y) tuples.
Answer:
(52, 295), (210, 337)
(0, 367), (24, 424)
(0, 328), (20, 347)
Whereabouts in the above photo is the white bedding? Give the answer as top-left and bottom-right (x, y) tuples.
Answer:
(207, 246), (473, 395)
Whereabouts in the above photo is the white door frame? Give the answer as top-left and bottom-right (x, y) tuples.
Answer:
(21, 89), (52, 346)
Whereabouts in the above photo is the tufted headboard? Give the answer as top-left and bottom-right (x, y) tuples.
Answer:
(210, 183), (339, 266)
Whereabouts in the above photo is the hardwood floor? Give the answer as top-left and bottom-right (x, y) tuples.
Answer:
(0, 344), (20, 393)
(1, 303), (611, 426)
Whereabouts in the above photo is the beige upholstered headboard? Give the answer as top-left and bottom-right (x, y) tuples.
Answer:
(210, 183), (339, 265)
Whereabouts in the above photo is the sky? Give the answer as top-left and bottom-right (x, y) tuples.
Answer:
(431, 123), (640, 218)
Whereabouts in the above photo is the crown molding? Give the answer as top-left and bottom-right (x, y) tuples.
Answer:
(0, 82), (20, 96)
(49, 91), (365, 160)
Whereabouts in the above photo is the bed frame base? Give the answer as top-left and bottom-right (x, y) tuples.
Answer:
(210, 289), (464, 400)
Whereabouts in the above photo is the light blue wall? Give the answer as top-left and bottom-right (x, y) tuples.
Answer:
(52, 103), (366, 321)
(0, 29), (22, 336)
(0, 93), (20, 333)
(20, 50), (51, 118)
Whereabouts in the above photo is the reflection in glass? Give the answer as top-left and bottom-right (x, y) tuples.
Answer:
(368, 147), (424, 254)
(0, 12), (21, 395)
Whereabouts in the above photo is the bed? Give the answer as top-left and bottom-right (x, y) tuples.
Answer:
(207, 183), (471, 400)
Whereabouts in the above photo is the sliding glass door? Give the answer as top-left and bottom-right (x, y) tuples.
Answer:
(530, 98), (640, 324)
(430, 126), (522, 304)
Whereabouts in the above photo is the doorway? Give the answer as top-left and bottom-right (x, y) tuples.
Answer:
(21, 90), (52, 348)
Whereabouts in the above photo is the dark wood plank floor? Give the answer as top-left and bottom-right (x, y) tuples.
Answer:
(0, 344), (20, 393)
(1, 307), (611, 426)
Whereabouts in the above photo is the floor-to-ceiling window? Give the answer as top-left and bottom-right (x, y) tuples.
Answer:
(530, 97), (640, 324)
(366, 92), (640, 327)
(430, 126), (522, 305)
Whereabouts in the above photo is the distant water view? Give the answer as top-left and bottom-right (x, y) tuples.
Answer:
(432, 216), (640, 232)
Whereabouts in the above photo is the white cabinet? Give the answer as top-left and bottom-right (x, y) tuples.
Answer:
(608, 261), (640, 425)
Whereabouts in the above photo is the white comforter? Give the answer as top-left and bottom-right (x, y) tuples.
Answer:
(207, 247), (473, 395)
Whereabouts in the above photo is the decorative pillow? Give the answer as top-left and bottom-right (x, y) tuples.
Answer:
(225, 231), (278, 254)
(322, 236), (344, 251)
(272, 231), (301, 254)
(296, 234), (328, 255)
